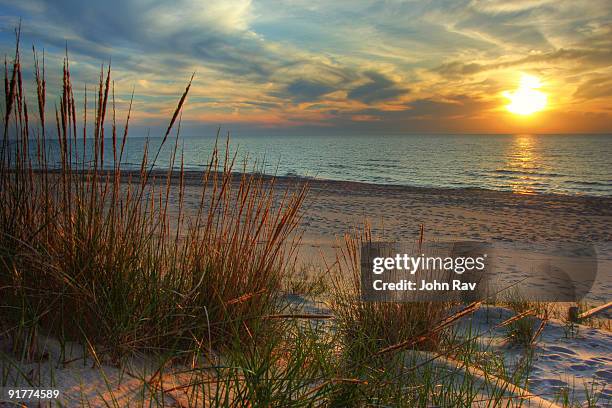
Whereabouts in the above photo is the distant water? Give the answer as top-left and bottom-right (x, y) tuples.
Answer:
(35, 133), (612, 197)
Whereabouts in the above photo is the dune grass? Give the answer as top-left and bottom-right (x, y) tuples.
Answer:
(0, 36), (307, 364)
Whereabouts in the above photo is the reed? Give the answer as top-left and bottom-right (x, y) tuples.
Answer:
(0, 35), (307, 362)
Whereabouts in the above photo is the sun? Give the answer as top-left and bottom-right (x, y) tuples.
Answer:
(503, 74), (547, 115)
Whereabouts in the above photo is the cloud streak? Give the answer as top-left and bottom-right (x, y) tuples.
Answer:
(348, 71), (409, 104)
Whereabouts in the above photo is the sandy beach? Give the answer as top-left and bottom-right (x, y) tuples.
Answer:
(5, 305), (610, 406)
(156, 171), (612, 298)
(160, 171), (612, 242)
(122, 168), (610, 307)
(289, 175), (611, 253)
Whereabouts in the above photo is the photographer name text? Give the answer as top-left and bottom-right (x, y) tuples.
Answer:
(373, 279), (477, 291)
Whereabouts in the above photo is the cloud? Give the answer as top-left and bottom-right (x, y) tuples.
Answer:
(0, 0), (295, 81)
(454, 8), (551, 50)
(434, 61), (486, 76)
(434, 46), (612, 77)
(403, 95), (496, 118)
(347, 71), (409, 103)
(284, 79), (335, 102)
(302, 94), (498, 133)
(574, 76), (612, 100)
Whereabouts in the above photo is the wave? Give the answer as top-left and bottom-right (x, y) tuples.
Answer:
(563, 180), (611, 187)
(493, 169), (566, 178)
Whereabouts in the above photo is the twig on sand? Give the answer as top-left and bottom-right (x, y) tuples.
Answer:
(263, 313), (334, 320)
(575, 301), (612, 321)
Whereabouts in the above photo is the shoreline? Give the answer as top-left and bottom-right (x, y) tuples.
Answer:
(33, 168), (612, 203)
(31, 169), (612, 243)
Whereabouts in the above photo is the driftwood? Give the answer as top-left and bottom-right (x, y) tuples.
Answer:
(569, 301), (612, 322)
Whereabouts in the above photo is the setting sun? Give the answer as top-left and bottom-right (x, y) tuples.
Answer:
(503, 74), (547, 115)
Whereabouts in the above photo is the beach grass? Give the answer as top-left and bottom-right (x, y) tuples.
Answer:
(0, 36), (307, 363)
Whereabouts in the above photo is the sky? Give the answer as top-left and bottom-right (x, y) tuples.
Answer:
(0, 0), (611, 135)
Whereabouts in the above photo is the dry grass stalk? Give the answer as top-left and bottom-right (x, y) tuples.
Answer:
(0, 35), (307, 361)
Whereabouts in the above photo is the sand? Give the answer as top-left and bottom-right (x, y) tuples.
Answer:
(2, 301), (610, 406)
(458, 305), (612, 404)
(287, 176), (611, 260)
(162, 172), (611, 302)
(2, 173), (610, 406)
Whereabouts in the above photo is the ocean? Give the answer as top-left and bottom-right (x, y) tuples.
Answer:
(35, 133), (612, 197)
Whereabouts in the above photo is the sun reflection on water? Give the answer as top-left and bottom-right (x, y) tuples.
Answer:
(506, 134), (539, 195)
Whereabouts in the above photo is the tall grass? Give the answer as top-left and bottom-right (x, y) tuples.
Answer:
(329, 230), (457, 353)
(0, 35), (307, 363)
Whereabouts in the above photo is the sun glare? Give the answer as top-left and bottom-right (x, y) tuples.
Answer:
(503, 74), (547, 115)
